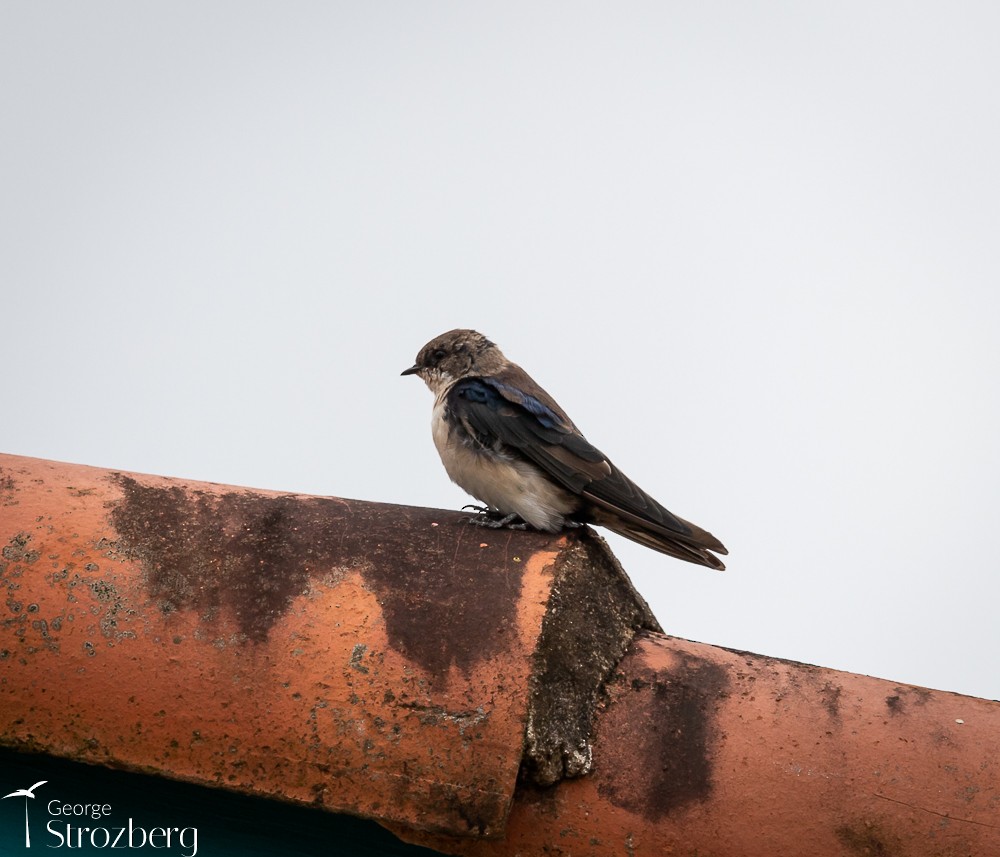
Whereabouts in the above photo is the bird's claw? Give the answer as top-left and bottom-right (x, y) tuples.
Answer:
(461, 509), (529, 530)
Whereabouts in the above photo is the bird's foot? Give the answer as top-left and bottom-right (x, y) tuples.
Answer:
(461, 504), (491, 514)
(461, 509), (529, 530)
(562, 519), (585, 529)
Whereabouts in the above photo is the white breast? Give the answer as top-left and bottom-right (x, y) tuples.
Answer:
(430, 397), (577, 532)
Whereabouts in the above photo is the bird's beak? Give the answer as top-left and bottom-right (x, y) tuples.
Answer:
(400, 365), (420, 376)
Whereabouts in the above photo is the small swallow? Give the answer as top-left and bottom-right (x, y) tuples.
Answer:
(402, 329), (727, 569)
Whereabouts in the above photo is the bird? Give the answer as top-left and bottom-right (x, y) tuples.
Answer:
(402, 329), (727, 569)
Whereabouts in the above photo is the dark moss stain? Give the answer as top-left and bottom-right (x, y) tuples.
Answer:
(108, 478), (312, 643)
(836, 821), (897, 856)
(82, 576), (138, 642)
(422, 781), (508, 838)
(108, 475), (527, 672)
(2, 532), (40, 565)
(512, 779), (560, 817)
(596, 643), (728, 820)
(0, 533), (54, 650)
(350, 643), (369, 673)
(885, 684), (933, 715)
(820, 681), (843, 719)
(358, 513), (525, 676)
(0, 468), (15, 502)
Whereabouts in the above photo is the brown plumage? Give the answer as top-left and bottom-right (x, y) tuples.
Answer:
(402, 329), (727, 570)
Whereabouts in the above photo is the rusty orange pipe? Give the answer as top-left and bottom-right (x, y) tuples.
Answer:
(401, 632), (1000, 855)
(0, 453), (656, 838)
(0, 453), (540, 834)
(2, 453), (999, 856)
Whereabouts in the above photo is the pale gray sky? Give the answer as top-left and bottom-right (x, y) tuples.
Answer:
(3, 3), (998, 699)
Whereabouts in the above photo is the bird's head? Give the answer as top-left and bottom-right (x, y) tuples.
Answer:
(401, 329), (504, 394)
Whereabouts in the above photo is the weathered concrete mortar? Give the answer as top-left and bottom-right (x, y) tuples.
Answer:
(521, 531), (660, 786)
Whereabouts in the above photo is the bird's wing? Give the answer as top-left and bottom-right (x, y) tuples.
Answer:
(449, 377), (606, 488)
(3, 782), (47, 798)
(448, 377), (721, 552)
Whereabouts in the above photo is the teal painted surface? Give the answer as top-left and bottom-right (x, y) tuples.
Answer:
(0, 749), (442, 857)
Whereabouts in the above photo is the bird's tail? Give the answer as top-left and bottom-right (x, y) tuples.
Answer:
(592, 510), (727, 570)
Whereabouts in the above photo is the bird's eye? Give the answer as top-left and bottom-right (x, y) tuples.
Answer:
(431, 348), (448, 363)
